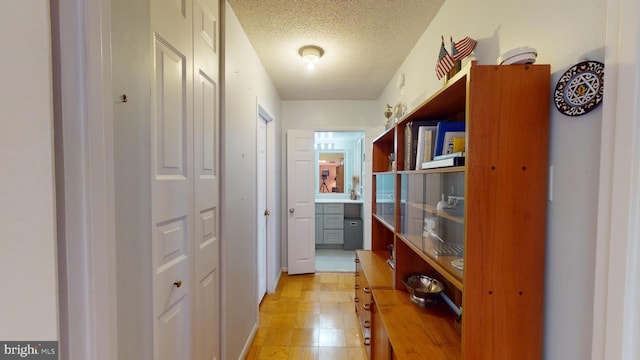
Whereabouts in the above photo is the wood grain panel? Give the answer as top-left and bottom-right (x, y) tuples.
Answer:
(464, 65), (549, 359)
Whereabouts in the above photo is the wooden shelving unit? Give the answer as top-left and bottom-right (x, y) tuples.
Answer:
(357, 62), (551, 359)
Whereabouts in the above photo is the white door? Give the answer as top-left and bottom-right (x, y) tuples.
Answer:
(364, 126), (384, 250)
(259, 105), (277, 294)
(151, 0), (193, 359)
(257, 114), (268, 300)
(287, 130), (315, 275)
(193, 0), (220, 359)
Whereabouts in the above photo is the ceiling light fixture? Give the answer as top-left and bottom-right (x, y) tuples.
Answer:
(298, 45), (324, 70)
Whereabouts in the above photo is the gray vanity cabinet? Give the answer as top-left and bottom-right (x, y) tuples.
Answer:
(315, 204), (324, 245)
(315, 203), (344, 245)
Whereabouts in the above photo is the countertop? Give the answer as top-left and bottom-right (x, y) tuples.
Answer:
(315, 197), (363, 204)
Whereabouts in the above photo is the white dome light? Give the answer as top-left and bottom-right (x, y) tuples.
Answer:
(298, 45), (324, 70)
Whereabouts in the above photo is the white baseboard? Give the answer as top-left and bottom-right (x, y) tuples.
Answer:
(269, 270), (282, 294)
(237, 323), (259, 360)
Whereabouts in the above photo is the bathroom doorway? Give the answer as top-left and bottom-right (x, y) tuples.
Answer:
(314, 130), (365, 272)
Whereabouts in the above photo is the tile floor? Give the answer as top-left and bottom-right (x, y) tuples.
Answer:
(315, 249), (357, 272)
(245, 273), (367, 360)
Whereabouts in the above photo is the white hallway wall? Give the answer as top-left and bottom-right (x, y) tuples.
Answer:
(376, 0), (607, 359)
(0, 0), (59, 341)
(223, 1), (283, 358)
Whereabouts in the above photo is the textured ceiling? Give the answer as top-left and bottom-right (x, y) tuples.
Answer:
(228, 0), (444, 100)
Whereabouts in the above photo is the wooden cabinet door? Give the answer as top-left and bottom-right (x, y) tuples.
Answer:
(372, 301), (390, 360)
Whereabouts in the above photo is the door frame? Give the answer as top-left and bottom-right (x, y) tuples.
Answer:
(53, 0), (118, 358)
(592, 0), (640, 358)
(257, 102), (276, 297)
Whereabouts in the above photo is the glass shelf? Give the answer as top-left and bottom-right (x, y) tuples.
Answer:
(399, 171), (465, 289)
(374, 173), (396, 229)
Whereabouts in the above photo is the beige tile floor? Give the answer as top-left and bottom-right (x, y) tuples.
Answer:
(315, 249), (356, 272)
(245, 273), (367, 360)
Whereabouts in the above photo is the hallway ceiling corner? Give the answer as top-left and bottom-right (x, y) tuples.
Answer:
(228, 0), (445, 101)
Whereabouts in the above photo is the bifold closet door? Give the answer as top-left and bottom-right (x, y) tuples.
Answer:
(193, 0), (221, 359)
(151, 0), (194, 359)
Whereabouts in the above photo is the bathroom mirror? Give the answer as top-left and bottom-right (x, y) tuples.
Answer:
(318, 152), (344, 193)
(315, 131), (365, 197)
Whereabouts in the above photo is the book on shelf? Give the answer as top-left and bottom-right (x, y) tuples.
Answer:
(434, 122), (466, 157)
(421, 156), (465, 169)
(415, 127), (436, 169)
(404, 120), (438, 170)
(433, 151), (465, 161)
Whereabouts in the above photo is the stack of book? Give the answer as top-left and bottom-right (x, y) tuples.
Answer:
(421, 122), (466, 169)
(415, 126), (437, 170)
(422, 151), (466, 169)
(404, 120), (438, 170)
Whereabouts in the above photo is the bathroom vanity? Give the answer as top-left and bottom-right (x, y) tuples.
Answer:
(315, 198), (363, 249)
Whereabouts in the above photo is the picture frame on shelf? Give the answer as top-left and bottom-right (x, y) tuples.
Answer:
(442, 131), (466, 155)
(434, 122), (465, 156)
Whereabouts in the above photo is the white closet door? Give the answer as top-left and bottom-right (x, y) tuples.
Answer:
(151, 1), (194, 359)
(193, 0), (220, 359)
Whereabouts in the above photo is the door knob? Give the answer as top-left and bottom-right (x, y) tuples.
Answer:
(289, 208), (295, 213)
(264, 209), (271, 216)
(173, 280), (182, 288)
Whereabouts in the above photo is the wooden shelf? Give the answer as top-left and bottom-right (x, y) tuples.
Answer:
(397, 65), (467, 126)
(398, 165), (465, 175)
(373, 126), (395, 143)
(372, 129), (395, 173)
(355, 250), (394, 288)
(372, 213), (394, 232)
(372, 289), (461, 360)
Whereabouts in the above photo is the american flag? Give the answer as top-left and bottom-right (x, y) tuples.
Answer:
(450, 37), (459, 60)
(453, 36), (477, 61)
(435, 39), (454, 80)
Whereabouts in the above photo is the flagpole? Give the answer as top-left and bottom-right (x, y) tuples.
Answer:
(447, 35), (462, 81)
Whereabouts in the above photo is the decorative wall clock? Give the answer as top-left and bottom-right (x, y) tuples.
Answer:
(554, 60), (604, 116)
